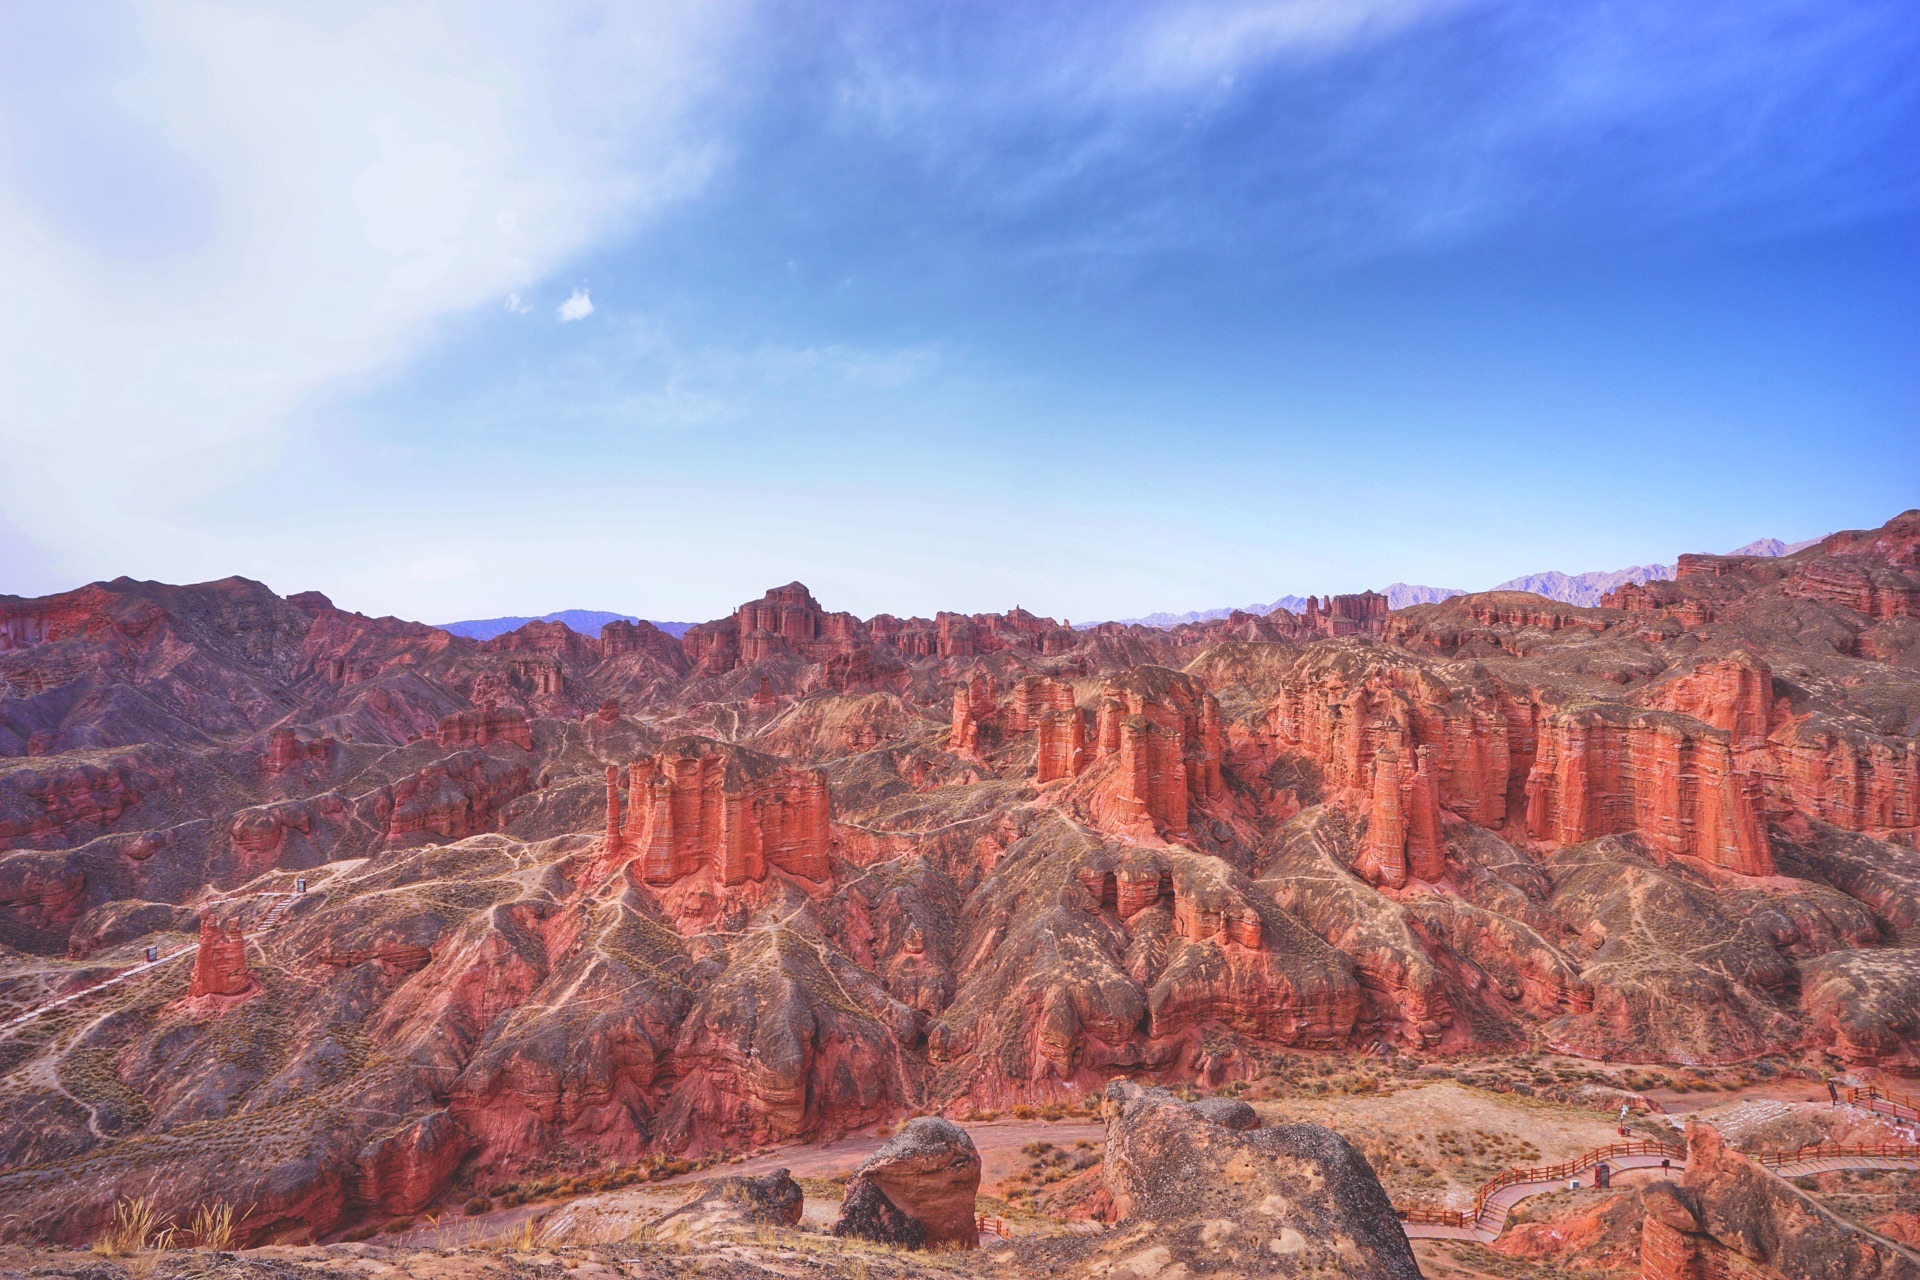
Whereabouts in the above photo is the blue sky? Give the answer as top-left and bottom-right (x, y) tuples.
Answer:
(0, 0), (1914, 624)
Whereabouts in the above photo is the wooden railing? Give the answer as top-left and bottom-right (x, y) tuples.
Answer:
(1751, 1138), (1920, 1170)
(1848, 1084), (1920, 1124)
(1395, 1138), (1687, 1229)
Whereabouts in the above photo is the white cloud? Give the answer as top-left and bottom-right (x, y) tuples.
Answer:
(0, 1), (748, 579)
(504, 292), (531, 314)
(557, 288), (594, 322)
(1124, 0), (1466, 89)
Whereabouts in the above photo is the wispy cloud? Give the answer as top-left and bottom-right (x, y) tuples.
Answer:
(557, 288), (595, 322)
(0, 1), (749, 575)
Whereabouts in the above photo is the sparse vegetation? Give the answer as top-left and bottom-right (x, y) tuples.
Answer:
(93, 1195), (173, 1257)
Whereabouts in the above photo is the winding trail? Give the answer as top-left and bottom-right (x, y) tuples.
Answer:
(1400, 1130), (1920, 1244)
(1400, 1144), (1687, 1242)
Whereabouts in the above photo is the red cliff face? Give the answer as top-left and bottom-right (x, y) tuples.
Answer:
(1522, 707), (1772, 876)
(378, 752), (534, 846)
(1356, 747), (1408, 888)
(1769, 723), (1919, 839)
(1642, 652), (1772, 751)
(1269, 645), (1517, 827)
(436, 705), (533, 751)
(623, 737), (830, 886)
(1035, 707), (1091, 783)
(188, 918), (251, 998)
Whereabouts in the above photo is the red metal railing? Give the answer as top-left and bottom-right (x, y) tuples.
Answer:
(1751, 1138), (1920, 1170)
(1395, 1138), (1686, 1229)
(1848, 1084), (1920, 1124)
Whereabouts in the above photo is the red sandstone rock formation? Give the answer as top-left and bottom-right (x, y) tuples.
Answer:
(948, 670), (992, 757)
(1643, 652), (1773, 751)
(1354, 744), (1446, 887)
(1269, 644), (1516, 827)
(623, 737), (830, 885)
(1035, 706), (1091, 783)
(264, 728), (334, 775)
(188, 917), (251, 997)
(436, 705), (533, 751)
(1640, 1122), (1920, 1280)
(831, 1116), (981, 1249)
(4, 514), (1920, 1249)
(1357, 747), (1409, 888)
(377, 751), (534, 846)
(1523, 706), (1772, 876)
(1079, 667), (1224, 838)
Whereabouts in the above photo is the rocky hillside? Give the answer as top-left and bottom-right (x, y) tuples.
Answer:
(0, 511), (1916, 1247)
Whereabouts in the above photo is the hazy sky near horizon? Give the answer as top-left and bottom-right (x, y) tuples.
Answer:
(1, 1), (1915, 624)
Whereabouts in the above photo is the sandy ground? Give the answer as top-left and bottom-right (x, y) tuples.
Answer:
(1253, 1080), (1631, 1212)
(371, 1071), (1900, 1251)
(394, 1117), (1108, 1249)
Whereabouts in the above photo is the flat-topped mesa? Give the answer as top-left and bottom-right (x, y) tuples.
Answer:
(622, 736), (830, 886)
(1084, 667), (1225, 835)
(188, 917), (251, 998)
(436, 704), (533, 751)
(680, 582), (862, 674)
(1303, 590), (1390, 637)
(1523, 705), (1773, 876)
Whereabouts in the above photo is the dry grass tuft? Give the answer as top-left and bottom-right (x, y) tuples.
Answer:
(93, 1196), (175, 1260)
(185, 1200), (247, 1250)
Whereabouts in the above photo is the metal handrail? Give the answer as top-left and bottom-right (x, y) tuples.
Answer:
(1847, 1084), (1920, 1123)
(1752, 1139), (1920, 1169)
(1395, 1138), (1686, 1227)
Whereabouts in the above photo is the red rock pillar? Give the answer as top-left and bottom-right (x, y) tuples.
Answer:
(189, 918), (251, 997)
(1359, 748), (1409, 888)
(1638, 1183), (1708, 1280)
(950, 684), (979, 756)
(604, 765), (623, 853)
(1405, 745), (1445, 880)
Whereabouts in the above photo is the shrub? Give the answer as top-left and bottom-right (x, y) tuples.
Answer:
(464, 1197), (493, 1216)
(381, 1217), (413, 1235)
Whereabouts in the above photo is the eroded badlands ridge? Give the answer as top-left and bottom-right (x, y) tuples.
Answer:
(0, 512), (1917, 1243)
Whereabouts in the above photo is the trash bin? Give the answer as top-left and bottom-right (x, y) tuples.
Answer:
(145, 945), (158, 963)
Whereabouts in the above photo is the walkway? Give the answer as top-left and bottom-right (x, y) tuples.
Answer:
(1400, 1132), (1920, 1244)
(1399, 1142), (1686, 1242)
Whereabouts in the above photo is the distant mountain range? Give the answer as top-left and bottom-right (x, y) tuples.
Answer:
(432, 536), (1827, 639)
(1104, 534), (1824, 626)
(436, 610), (694, 640)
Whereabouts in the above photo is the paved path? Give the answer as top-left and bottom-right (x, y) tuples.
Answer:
(1764, 1154), (1920, 1178)
(1404, 1148), (1920, 1243)
(1402, 1152), (1685, 1242)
